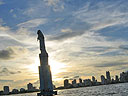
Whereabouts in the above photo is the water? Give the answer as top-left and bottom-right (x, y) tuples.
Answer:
(3, 83), (128, 96)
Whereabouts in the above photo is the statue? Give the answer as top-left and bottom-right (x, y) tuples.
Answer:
(37, 30), (46, 53)
(37, 30), (57, 96)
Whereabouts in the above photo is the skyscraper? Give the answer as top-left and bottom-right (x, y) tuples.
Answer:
(27, 83), (34, 91)
(101, 75), (106, 85)
(92, 76), (96, 82)
(106, 71), (111, 83)
(3, 86), (9, 95)
(115, 75), (119, 83)
(79, 78), (82, 83)
(72, 79), (76, 85)
(64, 79), (69, 88)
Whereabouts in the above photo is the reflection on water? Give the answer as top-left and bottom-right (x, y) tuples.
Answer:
(5, 83), (128, 96)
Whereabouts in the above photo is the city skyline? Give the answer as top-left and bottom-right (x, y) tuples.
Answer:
(0, 0), (128, 90)
(1, 70), (128, 95)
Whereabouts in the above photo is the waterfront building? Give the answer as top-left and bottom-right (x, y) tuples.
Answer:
(72, 79), (78, 88)
(92, 76), (96, 82)
(64, 79), (69, 88)
(79, 78), (82, 83)
(72, 79), (76, 85)
(83, 79), (92, 86)
(101, 75), (106, 85)
(12, 89), (19, 94)
(20, 88), (26, 93)
(115, 75), (119, 83)
(120, 72), (128, 82)
(111, 78), (115, 83)
(92, 76), (97, 85)
(3, 86), (9, 95)
(27, 83), (34, 91)
(106, 71), (111, 83)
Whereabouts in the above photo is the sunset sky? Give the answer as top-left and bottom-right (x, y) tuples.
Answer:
(0, 0), (128, 90)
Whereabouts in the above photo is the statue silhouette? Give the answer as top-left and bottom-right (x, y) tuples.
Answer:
(37, 30), (46, 53)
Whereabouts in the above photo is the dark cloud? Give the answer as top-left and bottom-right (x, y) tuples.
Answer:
(0, 36), (23, 49)
(73, 76), (79, 78)
(95, 62), (128, 68)
(119, 45), (128, 50)
(83, 46), (115, 52)
(0, 48), (14, 60)
(63, 76), (69, 79)
(0, 67), (21, 76)
(48, 31), (85, 41)
(0, 46), (28, 60)
(0, 79), (14, 82)
(68, 78), (73, 80)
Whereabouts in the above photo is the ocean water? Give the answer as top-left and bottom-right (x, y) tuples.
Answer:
(5, 83), (128, 96)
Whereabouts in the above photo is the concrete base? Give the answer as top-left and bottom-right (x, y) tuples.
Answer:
(37, 91), (57, 96)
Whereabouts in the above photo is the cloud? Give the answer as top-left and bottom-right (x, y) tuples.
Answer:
(44, 0), (64, 12)
(73, 76), (79, 78)
(61, 28), (72, 33)
(119, 45), (128, 50)
(63, 76), (69, 78)
(0, 0), (4, 5)
(95, 62), (128, 68)
(0, 18), (10, 31)
(48, 31), (85, 41)
(0, 46), (29, 60)
(0, 67), (21, 76)
(23, 0), (64, 18)
(0, 47), (14, 60)
(17, 18), (47, 28)
(73, 1), (128, 31)
(0, 26), (10, 31)
(0, 79), (14, 82)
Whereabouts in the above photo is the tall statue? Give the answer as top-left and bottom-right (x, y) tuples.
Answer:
(37, 30), (46, 53)
(37, 30), (57, 96)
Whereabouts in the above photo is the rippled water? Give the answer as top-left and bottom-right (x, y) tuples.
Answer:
(5, 83), (128, 96)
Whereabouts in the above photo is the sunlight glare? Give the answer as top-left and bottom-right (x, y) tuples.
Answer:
(49, 59), (67, 76)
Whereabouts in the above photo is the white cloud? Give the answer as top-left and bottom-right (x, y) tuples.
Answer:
(17, 18), (47, 28)
(73, 1), (128, 31)
(0, 18), (10, 31)
(9, 9), (14, 13)
(23, 0), (64, 17)
(45, 0), (60, 6)
(61, 28), (72, 33)
(0, 26), (10, 31)
(44, 0), (64, 12)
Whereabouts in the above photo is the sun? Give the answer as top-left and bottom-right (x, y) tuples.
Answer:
(26, 57), (67, 78)
(49, 59), (67, 76)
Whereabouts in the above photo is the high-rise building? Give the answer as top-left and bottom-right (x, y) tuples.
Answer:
(72, 79), (76, 85)
(101, 75), (106, 85)
(27, 83), (34, 91)
(64, 79), (69, 88)
(106, 71), (111, 83)
(20, 88), (25, 93)
(3, 86), (9, 95)
(83, 79), (92, 86)
(79, 78), (82, 83)
(120, 72), (128, 82)
(92, 76), (96, 82)
(115, 75), (119, 83)
(12, 89), (19, 94)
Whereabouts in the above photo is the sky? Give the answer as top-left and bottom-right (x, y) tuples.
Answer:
(0, 0), (128, 90)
